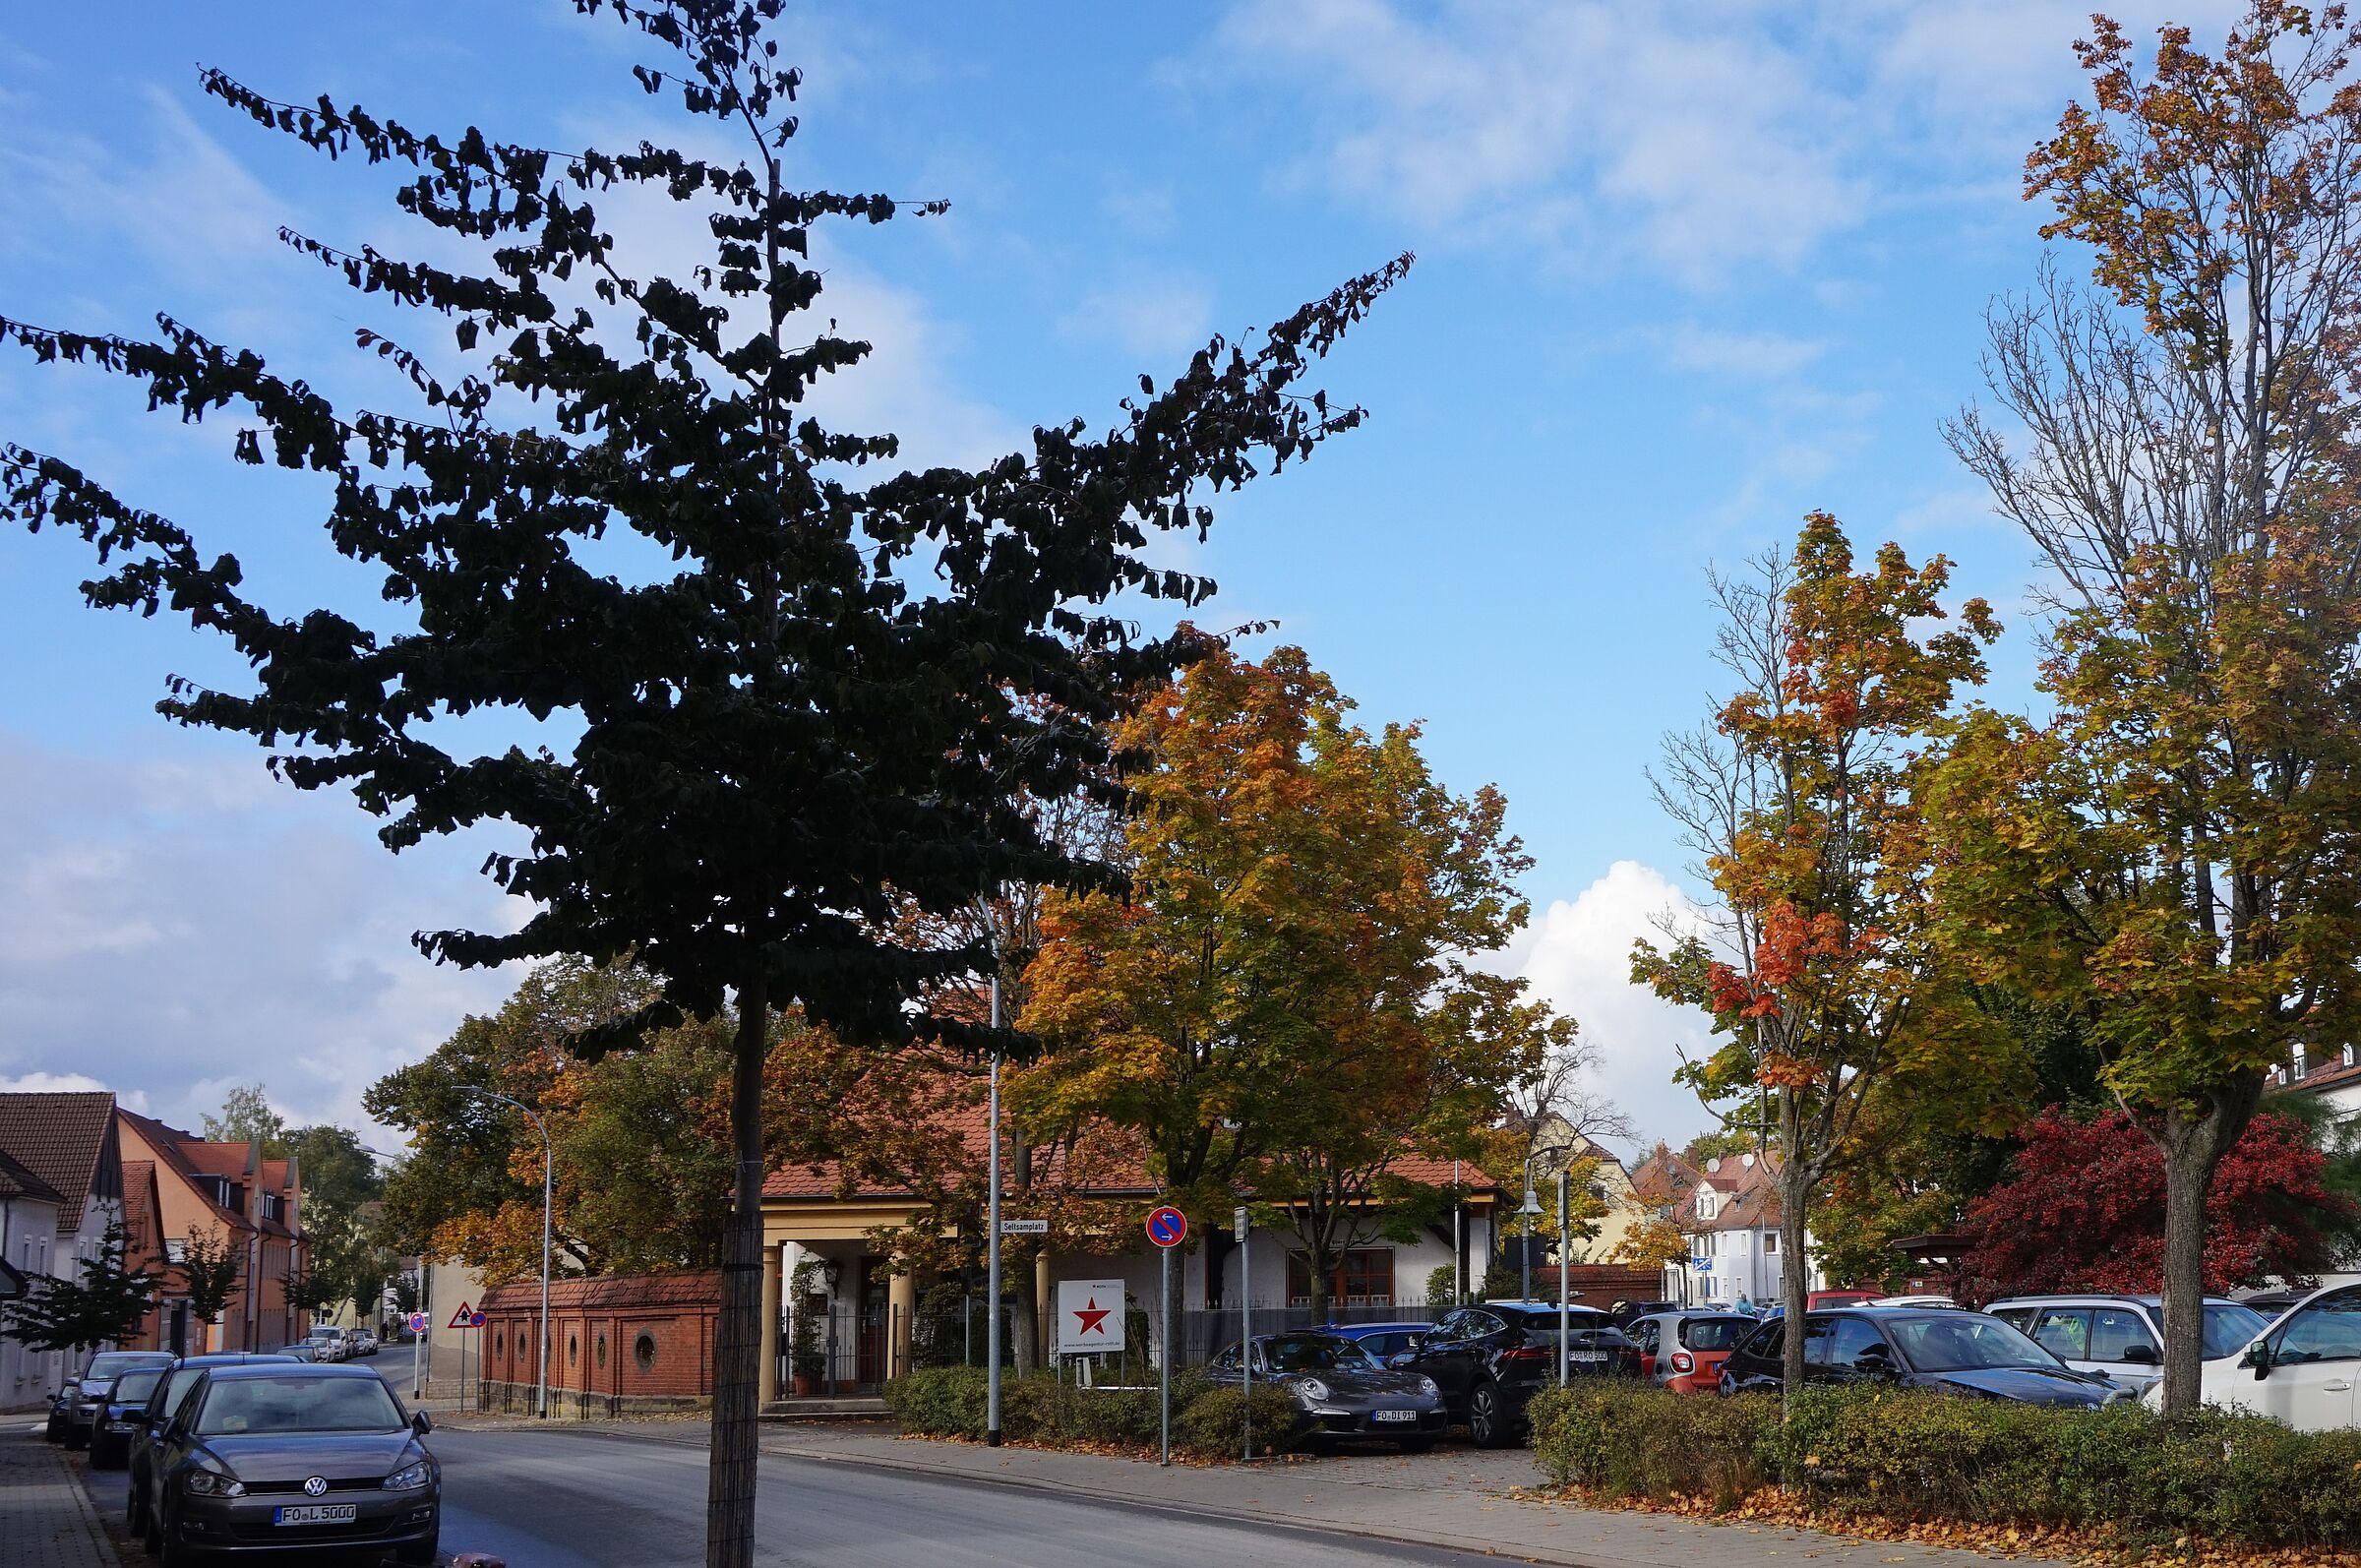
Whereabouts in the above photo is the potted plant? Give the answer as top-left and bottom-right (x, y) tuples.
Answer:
(789, 1257), (826, 1397)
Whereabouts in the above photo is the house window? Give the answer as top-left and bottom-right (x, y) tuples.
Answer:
(1285, 1249), (1396, 1307)
(1697, 1192), (1718, 1221)
(1763, 1232), (1778, 1254)
(2347, 1046), (2356, 1068)
(569, 1333), (579, 1367)
(635, 1333), (657, 1371)
(2294, 1046), (2310, 1080)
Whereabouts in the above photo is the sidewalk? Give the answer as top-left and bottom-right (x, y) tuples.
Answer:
(0, 1424), (122, 1568)
(582, 1420), (2030, 1568)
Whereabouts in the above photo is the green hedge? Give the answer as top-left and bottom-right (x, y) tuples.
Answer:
(1527, 1381), (2361, 1550)
(885, 1366), (1298, 1459)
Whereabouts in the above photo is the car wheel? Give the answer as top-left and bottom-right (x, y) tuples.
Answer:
(43, 1408), (64, 1443)
(126, 1477), (145, 1534)
(144, 1505), (166, 1561)
(1469, 1383), (1508, 1449)
(395, 1526), (439, 1566)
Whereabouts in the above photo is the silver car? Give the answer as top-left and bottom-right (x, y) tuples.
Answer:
(1985, 1293), (2270, 1396)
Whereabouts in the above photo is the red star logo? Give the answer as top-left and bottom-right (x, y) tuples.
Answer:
(1073, 1297), (1111, 1337)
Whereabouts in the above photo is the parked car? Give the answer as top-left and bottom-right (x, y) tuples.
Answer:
(1869, 1295), (1957, 1309)
(349, 1328), (381, 1357)
(1985, 1293), (2270, 1397)
(2234, 1286), (2307, 1323)
(2145, 1281), (2361, 1429)
(126, 1354), (300, 1539)
(1626, 1311), (1757, 1393)
(1209, 1331), (1447, 1451)
(89, 1365), (171, 1470)
(304, 1328), (348, 1362)
(51, 1351), (175, 1450)
(1321, 1321), (1436, 1364)
(1720, 1306), (2121, 1408)
(1608, 1298), (1679, 1328)
(1807, 1289), (1880, 1310)
(145, 1360), (439, 1565)
(273, 1343), (323, 1362)
(1398, 1301), (1632, 1448)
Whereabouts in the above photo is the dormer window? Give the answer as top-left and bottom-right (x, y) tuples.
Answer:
(1697, 1192), (1718, 1221)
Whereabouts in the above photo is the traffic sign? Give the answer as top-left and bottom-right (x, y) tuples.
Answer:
(1145, 1206), (1186, 1249)
(469, 1310), (487, 1328)
(1055, 1278), (1126, 1355)
(447, 1300), (477, 1329)
(999, 1218), (1048, 1235)
(1233, 1204), (1248, 1242)
(405, 1312), (429, 1335)
(1692, 1258), (1713, 1273)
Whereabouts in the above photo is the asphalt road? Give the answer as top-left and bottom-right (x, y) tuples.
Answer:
(432, 1425), (1515, 1568)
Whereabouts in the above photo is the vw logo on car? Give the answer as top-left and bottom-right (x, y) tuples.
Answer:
(303, 1476), (329, 1497)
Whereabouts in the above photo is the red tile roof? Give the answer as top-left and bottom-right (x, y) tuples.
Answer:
(114, 1109), (255, 1236)
(1628, 1144), (1701, 1206)
(0, 1091), (117, 1208)
(0, 1147), (64, 1205)
(479, 1270), (721, 1313)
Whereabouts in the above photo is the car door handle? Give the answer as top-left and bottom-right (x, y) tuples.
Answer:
(2326, 1379), (2352, 1392)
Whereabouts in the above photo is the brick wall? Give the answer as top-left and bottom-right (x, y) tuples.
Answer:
(477, 1271), (719, 1416)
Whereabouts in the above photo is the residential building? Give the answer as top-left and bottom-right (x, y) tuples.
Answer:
(757, 1093), (1503, 1398)
(2276, 1044), (2361, 1282)
(115, 1109), (309, 1352)
(0, 1091), (129, 1410)
(1669, 1151), (1821, 1307)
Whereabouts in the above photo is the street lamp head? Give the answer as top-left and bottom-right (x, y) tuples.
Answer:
(1520, 1188), (1544, 1216)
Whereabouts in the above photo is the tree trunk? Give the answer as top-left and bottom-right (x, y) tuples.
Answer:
(1778, 1156), (1810, 1411)
(2154, 1073), (2262, 1417)
(704, 980), (768, 1568)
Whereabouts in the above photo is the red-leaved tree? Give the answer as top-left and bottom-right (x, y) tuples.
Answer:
(1962, 1109), (2352, 1299)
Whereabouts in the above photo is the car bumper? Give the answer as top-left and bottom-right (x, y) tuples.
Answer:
(1303, 1407), (1449, 1438)
(177, 1488), (439, 1551)
(1665, 1369), (1724, 1395)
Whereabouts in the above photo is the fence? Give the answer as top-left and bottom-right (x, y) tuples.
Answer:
(777, 1298), (896, 1396)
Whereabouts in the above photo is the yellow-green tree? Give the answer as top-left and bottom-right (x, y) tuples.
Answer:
(1938, 2), (2361, 1414)
(1635, 514), (2015, 1402)
(1017, 643), (1556, 1322)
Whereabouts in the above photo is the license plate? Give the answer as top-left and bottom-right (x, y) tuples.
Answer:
(273, 1504), (357, 1526)
(1572, 1352), (1606, 1363)
(1372, 1410), (1419, 1422)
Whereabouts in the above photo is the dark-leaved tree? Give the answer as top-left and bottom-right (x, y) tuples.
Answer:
(177, 1225), (245, 1334)
(0, 4), (1405, 1561)
(0, 1221), (158, 1357)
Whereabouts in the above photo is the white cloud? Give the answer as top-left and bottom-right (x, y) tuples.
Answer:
(1058, 272), (1217, 364)
(1660, 324), (1829, 381)
(0, 735), (520, 1139)
(1515, 860), (1724, 1150)
(0, 1072), (150, 1114)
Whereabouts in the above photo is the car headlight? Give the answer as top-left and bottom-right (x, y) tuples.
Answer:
(1297, 1378), (1331, 1403)
(1417, 1376), (1439, 1397)
(184, 1468), (246, 1498)
(384, 1458), (432, 1491)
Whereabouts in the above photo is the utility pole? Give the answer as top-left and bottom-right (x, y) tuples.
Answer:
(1556, 1169), (1570, 1385)
(985, 910), (1004, 1449)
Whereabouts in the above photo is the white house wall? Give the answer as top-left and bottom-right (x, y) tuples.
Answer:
(1, 1195), (66, 1412)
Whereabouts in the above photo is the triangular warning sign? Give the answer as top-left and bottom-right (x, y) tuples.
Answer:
(447, 1300), (476, 1329)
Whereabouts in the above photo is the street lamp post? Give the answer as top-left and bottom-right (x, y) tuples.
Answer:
(1518, 1155), (1545, 1303)
(458, 1086), (552, 1419)
(982, 907), (1005, 1449)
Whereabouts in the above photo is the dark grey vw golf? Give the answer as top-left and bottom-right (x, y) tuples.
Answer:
(147, 1361), (439, 1565)
(1211, 1331), (1448, 1450)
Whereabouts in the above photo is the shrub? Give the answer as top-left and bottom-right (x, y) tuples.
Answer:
(1528, 1382), (1774, 1507)
(885, 1366), (1293, 1460)
(1532, 1380), (2361, 1551)
(1170, 1384), (1301, 1459)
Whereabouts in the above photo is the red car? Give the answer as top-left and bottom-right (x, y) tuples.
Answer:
(1626, 1311), (1758, 1393)
(1808, 1289), (1881, 1310)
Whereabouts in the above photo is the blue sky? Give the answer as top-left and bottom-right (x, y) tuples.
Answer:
(0, 1), (2237, 1151)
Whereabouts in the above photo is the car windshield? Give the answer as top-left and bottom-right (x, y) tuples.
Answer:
(1264, 1335), (1379, 1372)
(84, 1354), (152, 1382)
(113, 1369), (164, 1405)
(1680, 1317), (1755, 1352)
(2197, 1303), (2270, 1359)
(193, 1376), (405, 1436)
(1884, 1314), (2063, 1373)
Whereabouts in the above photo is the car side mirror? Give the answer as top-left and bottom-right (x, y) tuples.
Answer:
(2242, 1340), (2270, 1379)
(1853, 1347), (1897, 1377)
(1387, 1352), (1416, 1369)
(2120, 1344), (2158, 1365)
(412, 1411), (434, 1435)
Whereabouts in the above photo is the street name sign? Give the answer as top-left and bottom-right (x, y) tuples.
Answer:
(1055, 1278), (1125, 1355)
(999, 1218), (1048, 1235)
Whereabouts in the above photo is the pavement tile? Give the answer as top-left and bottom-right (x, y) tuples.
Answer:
(0, 1422), (123, 1568)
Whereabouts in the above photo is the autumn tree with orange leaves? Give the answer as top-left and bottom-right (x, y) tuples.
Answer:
(1016, 642), (1560, 1328)
(1635, 514), (2013, 1403)
(1937, 2), (2361, 1415)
